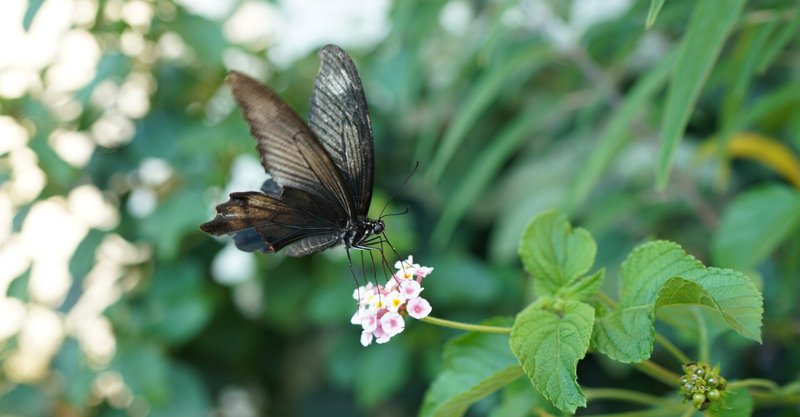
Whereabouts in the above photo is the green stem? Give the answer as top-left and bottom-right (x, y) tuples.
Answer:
(750, 390), (800, 406)
(421, 316), (512, 334)
(578, 405), (688, 417)
(691, 308), (710, 363)
(596, 291), (618, 308)
(584, 388), (674, 406)
(654, 333), (691, 365)
(634, 360), (681, 387)
(729, 378), (781, 391)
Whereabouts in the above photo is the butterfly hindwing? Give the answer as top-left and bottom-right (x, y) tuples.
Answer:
(199, 189), (343, 254)
(308, 44), (375, 217)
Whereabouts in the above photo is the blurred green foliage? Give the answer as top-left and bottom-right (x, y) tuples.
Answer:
(2, 0), (800, 416)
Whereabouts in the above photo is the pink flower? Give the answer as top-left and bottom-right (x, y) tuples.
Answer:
(380, 311), (405, 337)
(399, 280), (422, 300)
(406, 297), (432, 319)
(352, 255), (434, 346)
(360, 310), (378, 332)
(385, 291), (404, 312)
(360, 331), (373, 347)
(394, 255), (434, 279)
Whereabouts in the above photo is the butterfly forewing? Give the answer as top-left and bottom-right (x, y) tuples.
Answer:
(308, 45), (375, 216)
(225, 71), (355, 217)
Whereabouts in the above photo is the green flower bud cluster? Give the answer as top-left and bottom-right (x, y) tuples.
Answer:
(679, 362), (727, 411)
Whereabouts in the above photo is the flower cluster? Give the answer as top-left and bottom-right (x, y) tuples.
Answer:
(679, 362), (727, 411)
(351, 256), (433, 346)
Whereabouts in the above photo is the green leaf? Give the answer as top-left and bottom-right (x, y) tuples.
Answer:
(656, 277), (717, 308)
(591, 306), (654, 363)
(566, 51), (673, 213)
(756, 10), (800, 73)
(560, 268), (605, 301)
(657, 0), (746, 187)
(594, 242), (764, 362)
(420, 318), (523, 417)
(655, 275), (762, 342)
(645, 0), (666, 29)
(619, 241), (704, 307)
(720, 23), (775, 129)
(510, 299), (594, 414)
(432, 98), (560, 247)
(519, 211), (597, 297)
(688, 269), (763, 342)
(426, 44), (552, 183)
(712, 185), (800, 269)
(488, 378), (559, 417)
(593, 241), (702, 362)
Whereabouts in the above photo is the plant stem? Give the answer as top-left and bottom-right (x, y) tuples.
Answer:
(421, 316), (512, 334)
(634, 360), (681, 387)
(584, 388), (674, 406)
(577, 405), (688, 417)
(654, 333), (691, 365)
(729, 378), (781, 391)
(691, 308), (710, 363)
(750, 390), (800, 406)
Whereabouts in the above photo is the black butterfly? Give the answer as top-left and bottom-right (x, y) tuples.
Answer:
(200, 44), (386, 258)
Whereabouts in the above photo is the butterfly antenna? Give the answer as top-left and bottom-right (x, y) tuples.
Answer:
(378, 161), (419, 219)
(380, 207), (409, 218)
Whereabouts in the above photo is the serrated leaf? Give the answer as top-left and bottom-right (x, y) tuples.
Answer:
(657, 0), (746, 187)
(591, 306), (654, 363)
(595, 242), (764, 362)
(685, 269), (763, 342)
(510, 300), (594, 414)
(519, 211), (597, 297)
(656, 278), (717, 307)
(619, 241), (704, 307)
(597, 241), (709, 362)
(420, 318), (523, 417)
(712, 185), (800, 269)
(560, 268), (605, 301)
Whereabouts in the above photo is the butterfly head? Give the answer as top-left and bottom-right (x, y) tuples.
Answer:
(372, 220), (385, 235)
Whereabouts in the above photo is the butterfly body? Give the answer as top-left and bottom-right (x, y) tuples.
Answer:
(200, 45), (385, 257)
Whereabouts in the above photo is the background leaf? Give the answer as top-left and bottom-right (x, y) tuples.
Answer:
(420, 317), (522, 417)
(712, 185), (800, 269)
(657, 0), (747, 187)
